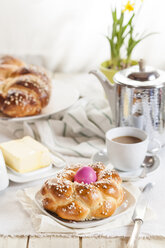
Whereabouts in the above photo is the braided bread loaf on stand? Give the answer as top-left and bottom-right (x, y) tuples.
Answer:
(0, 56), (51, 117)
(41, 163), (124, 221)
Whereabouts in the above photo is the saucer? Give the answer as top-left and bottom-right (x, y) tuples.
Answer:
(92, 149), (160, 181)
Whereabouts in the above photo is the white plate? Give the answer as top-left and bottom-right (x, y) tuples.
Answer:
(7, 164), (64, 183)
(34, 188), (135, 229)
(92, 149), (160, 181)
(0, 84), (79, 122)
(7, 163), (53, 177)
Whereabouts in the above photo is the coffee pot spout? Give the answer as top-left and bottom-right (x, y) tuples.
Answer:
(89, 70), (116, 123)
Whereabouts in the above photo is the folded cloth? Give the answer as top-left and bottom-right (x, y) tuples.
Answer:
(17, 183), (155, 236)
(34, 97), (113, 158)
(0, 97), (113, 158)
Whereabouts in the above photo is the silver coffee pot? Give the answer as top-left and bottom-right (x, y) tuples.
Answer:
(90, 61), (165, 146)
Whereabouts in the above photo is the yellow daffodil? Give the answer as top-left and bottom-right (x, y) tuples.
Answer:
(123, 1), (135, 12)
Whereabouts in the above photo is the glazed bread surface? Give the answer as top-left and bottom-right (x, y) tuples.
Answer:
(0, 56), (51, 117)
(41, 163), (124, 221)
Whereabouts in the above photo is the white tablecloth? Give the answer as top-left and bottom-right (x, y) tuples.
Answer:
(0, 74), (164, 238)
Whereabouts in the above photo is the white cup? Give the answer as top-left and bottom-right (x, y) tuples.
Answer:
(0, 150), (9, 191)
(106, 127), (149, 171)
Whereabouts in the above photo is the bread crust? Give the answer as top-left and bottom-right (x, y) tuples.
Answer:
(0, 56), (51, 117)
(41, 163), (124, 221)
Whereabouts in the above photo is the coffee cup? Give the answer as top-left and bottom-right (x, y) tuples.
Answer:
(106, 127), (149, 171)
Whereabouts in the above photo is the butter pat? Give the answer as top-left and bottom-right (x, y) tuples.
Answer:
(0, 136), (51, 173)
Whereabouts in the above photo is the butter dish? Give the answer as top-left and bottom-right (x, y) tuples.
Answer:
(6, 164), (63, 183)
(6, 153), (66, 183)
(0, 136), (66, 183)
(0, 136), (51, 173)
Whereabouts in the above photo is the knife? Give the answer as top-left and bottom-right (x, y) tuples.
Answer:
(127, 183), (154, 248)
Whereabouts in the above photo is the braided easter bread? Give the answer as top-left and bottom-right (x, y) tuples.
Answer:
(41, 163), (124, 221)
(0, 56), (51, 117)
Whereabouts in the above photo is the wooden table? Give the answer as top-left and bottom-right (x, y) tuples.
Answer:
(1, 236), (165, 248)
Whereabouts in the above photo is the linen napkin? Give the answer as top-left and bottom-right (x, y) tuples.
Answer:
(17, 183), (155, 236)
(0, 97), (113, 158)
(34, 97), (113, 158)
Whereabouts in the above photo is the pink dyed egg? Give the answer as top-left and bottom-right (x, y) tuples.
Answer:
(74, 166), (97, 184)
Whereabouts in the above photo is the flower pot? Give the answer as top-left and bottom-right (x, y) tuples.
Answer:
(100, 60), (138, 84)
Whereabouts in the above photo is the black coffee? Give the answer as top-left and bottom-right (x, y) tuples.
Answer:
(112, 136), (142, 144)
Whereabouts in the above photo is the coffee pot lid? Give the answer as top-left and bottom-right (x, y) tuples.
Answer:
(113, 60), (165, 88)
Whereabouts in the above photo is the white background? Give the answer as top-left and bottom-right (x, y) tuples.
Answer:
(0, 0), (164, 72)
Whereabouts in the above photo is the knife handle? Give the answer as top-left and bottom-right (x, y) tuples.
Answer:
(127, 220), (143, 248)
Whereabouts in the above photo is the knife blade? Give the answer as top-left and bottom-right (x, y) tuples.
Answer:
(127, 183), (154, 248)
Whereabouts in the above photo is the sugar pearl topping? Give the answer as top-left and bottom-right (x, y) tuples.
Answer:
(41, 163), (124, 221)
